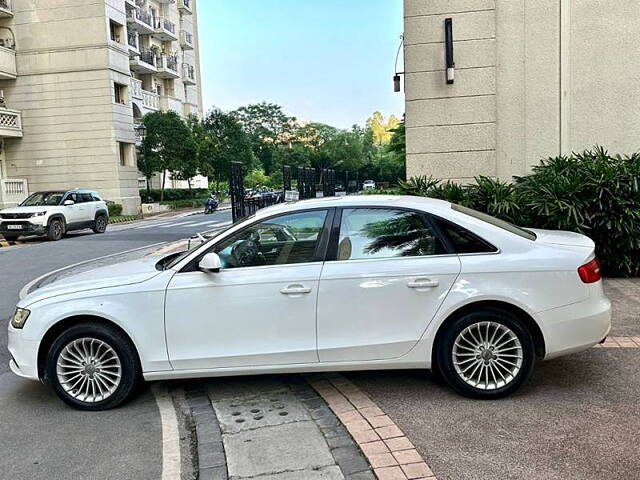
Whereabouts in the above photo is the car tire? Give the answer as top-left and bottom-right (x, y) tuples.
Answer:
(92, 214), (108, 234)
(2, 234), (19, 242)
(47, 218), (64, 241)
(45, 322), (141, 411)
(437, 308), (536, 399)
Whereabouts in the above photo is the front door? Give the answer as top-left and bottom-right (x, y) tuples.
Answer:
(165, 209), (331, 370)
(62, 192), (85, 225)
(317, 207), (461, 362)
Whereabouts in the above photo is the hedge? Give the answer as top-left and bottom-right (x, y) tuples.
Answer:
(398, 147), (640, 277)
(107, 203), (123, 217)
(140, 188), (210, 202)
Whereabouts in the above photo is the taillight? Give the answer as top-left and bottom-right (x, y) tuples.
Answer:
(578, 258), (602, 283)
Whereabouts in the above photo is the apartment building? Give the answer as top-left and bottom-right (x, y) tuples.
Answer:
(0, 0), (203, 214)
(403, 0), (640, 182)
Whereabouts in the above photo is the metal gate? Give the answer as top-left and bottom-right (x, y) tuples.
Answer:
(230, 161), (245, 222)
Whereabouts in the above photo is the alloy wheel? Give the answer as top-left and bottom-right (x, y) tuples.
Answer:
(452, 321), (523, 390)
(56, 337), (122, 403)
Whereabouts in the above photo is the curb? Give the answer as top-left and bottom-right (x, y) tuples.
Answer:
(308, 374), (437, 480)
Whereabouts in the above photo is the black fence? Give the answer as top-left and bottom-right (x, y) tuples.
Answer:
(230, 163), (340, 222)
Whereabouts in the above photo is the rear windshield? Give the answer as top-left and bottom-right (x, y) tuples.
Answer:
(451, 204), (537, 241)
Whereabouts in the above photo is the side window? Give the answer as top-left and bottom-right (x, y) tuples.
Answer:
(434, 217), (497, 254)
(80, 193), (94, 203)
(65, 193), (78, 204)
(91, 194), (102, 202)
(337, 208), (446, 261)
(213, 210), (328, 269)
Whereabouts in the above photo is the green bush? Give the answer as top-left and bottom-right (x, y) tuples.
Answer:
(107, 203), (123, 217)
(402, 148), (640, 277)
(140, 188), (210, 202)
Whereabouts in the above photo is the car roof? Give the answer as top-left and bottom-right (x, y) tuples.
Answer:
(253, 195), (452, 218)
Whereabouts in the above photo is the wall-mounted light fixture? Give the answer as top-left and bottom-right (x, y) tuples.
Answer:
(393, 34), (404, 92)
(444, 18), (455, 84)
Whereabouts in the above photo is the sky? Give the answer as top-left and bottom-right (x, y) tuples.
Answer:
(197, 0), (405, 129)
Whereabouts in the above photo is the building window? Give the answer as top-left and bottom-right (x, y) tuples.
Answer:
(109, 20), (124, 43)
(119, 142), (135, 167)
(114, 82), (127, 105)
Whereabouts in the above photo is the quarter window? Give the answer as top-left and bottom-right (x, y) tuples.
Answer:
(336, 208), (446, 261)
(213, 210), (328, 269)
(434, 217), (497, 254)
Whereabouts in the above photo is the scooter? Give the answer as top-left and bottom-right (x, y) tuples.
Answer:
(204, 196), (218, 214)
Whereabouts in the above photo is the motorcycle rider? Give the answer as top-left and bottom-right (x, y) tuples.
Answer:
(204, 192), (218, 214)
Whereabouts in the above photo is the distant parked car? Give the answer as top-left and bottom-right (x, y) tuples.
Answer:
(0, 189), (109, 242)
(9, 196), (610, 409)
(362, 180), (376, 190)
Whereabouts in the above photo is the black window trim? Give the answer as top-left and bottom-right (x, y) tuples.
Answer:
(178, 207), (336, 273)
(324, 206), (456, 262)
(428, 213), (499, 255)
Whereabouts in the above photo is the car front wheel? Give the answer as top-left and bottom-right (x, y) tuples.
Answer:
(47, 218), (64, 241)
(45, 322), (141, 410)
(437, 309), (536, 399)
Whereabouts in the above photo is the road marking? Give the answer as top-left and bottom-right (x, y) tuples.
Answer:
(152, 384), (182, 480)
(308, 374), (437, 480)
(134, 222), (173, 230)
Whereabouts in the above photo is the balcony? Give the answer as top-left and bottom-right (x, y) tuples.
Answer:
(0, 179), (28, 207)
(0, 45), (16, 80)
(157, 54), (179, 79)
(180, 30), (194, 50)
(127, 30), (140, 56)
(182, 63), (196, 85)
(142, 90), (160, 112)
(154, 17), (178, 42)
(178, 0), (193, 15)
(130, 77), (143, 100)
(127, 9), (155, 35)
(0, 0), (13, 18)
(0, 108), (22, 138)
(160, 95), (183, 114)
(130, 47), (158, 74)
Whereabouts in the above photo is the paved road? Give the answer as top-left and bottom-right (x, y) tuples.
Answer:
(0, 208), (232, 480)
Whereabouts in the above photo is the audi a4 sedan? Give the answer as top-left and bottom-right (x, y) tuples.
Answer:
(8, 196), (611, 410)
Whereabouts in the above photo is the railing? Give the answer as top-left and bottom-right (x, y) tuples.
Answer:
(130, 78), (143, 99)
(0, 178), (28, 206)
(138, 47), (156, 66)
(162, 54), (178, 72)
(183, 63), (195, 82)
(156, 17), (176, 35)
(127, 30), (138, 49)
(135, 9), (153, 27)
(0, 0), (11, 12)
(0, 109), (21, 132)
(142, 90), (160, 110)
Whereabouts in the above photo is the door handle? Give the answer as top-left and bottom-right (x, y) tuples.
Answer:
(407, 278), (439, 289)
(280, 285), (312, 295)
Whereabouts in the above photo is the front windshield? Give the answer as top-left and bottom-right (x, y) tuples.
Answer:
(20, 192), (65, 207)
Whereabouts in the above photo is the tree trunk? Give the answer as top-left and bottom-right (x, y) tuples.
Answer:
(187, 178), (192, 198)
(160, 170), (166, 202)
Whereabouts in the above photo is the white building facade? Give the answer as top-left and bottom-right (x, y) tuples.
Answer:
(0, 0), (204, 214)
(403, 0), (640, 182)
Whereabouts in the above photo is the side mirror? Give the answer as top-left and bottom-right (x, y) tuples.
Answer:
(64, 200), (75, 206)
(198, 252), (222, 273)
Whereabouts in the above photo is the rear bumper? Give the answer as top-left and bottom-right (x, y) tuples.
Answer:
(538, 294), (612, 360)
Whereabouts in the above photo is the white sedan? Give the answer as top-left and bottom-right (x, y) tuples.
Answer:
(8, 196), (611, 410)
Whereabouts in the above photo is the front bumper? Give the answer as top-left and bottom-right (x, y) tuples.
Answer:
(0, 221), (46, 237)
(7, 326), (40, 380)
(538, 294), (612, 360)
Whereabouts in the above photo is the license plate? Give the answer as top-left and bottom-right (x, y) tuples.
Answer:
(7, 225), (22, 230)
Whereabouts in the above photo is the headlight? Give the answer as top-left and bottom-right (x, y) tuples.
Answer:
(31, 212), (46, 217)
(11, 308), (30, 329)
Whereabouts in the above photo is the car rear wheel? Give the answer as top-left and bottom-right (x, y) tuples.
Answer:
(47, 218), (64, 241)
(93, 214), (108, 234)
(45, 322), (141, 410)
(437, 308), (536, 399)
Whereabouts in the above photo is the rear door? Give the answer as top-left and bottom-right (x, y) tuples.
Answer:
(317, 207), (461, 362)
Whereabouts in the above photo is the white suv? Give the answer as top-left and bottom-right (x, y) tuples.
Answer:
(0, 190), (109, 242)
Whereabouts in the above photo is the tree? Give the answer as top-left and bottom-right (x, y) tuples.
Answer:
(140, 111), (197, 201)
(198, 109), (254, 190)
(231, 103), (297, 175)
(366, 111), (400, 146)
